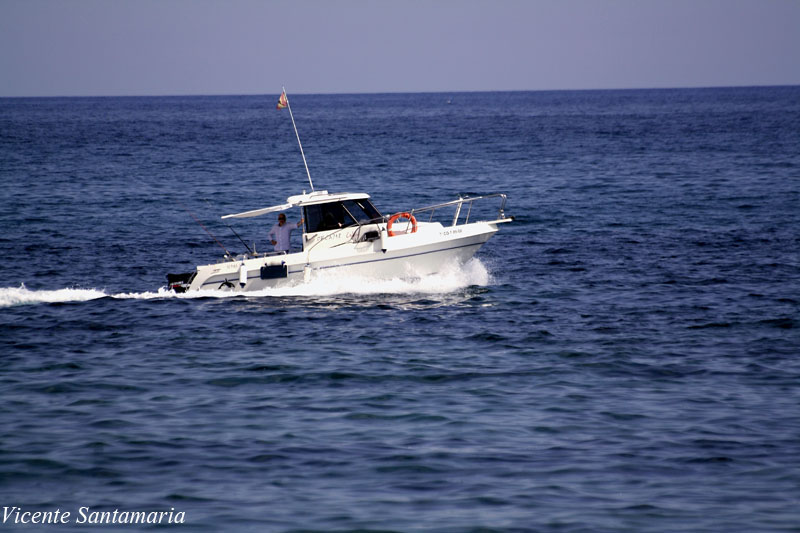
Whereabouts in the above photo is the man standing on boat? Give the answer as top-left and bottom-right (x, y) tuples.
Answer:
(268, 213), (302, 253)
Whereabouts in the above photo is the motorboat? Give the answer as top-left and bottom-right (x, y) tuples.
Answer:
(166, 190), (513, 293)
(165, 89), (513, 293)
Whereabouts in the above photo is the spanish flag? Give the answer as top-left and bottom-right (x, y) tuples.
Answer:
(277, 91), (288, 109)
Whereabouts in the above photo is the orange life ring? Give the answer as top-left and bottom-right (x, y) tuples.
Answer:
(387, 212), (417, 237)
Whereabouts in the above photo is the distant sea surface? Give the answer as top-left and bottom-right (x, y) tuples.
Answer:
(1, 87), (799, 532)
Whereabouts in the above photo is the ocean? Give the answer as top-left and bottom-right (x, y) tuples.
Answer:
(1, 87), (798, 532)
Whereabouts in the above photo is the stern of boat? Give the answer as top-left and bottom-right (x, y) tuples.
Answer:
(166, 271), (196, 293)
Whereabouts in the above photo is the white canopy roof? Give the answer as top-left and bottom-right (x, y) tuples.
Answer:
(221, 190), (371, 219)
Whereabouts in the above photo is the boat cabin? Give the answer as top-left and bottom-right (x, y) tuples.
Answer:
(221, 190), (385, 252)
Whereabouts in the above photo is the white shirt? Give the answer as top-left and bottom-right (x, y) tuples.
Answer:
(267, 221), (299, 252)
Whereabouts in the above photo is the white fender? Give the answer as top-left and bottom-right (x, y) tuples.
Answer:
(238, 264), (247, 288)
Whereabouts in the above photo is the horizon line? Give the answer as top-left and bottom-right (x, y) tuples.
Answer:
(1, 83), (799, 100)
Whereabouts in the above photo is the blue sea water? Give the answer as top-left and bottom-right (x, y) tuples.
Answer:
(0, 87), (799, 532)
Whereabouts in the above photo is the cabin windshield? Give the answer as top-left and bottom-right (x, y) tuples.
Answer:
(344, 199), (382, 223)
(304, 199), (383, 233)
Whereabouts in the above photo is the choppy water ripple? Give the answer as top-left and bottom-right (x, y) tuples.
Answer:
(1, 88), (799, 532)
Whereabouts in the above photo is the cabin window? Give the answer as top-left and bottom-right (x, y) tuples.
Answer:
(342, 199), (382, 223)
(304, 199), (383, 233)
(304, 202), (357, 233)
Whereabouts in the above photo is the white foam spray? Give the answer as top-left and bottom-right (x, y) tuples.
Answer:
(0, 259), (491, 307)
(0, 284), (108, 308)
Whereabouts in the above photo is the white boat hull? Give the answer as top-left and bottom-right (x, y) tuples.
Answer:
(184, 220), (503, 293)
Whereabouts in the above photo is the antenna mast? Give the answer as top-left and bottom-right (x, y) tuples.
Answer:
(279, 87), (314, 192)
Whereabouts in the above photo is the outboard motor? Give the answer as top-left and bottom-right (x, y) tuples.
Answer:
(166, 272), (196, 293)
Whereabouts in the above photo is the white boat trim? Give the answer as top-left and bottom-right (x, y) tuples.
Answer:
(220, 202), (294, 219)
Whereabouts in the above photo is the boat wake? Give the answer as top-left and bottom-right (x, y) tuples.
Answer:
(0, 259), (491, 308)
(0, 286), (110, 308)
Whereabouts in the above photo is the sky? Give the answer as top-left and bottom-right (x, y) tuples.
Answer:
(1, 0), (799, 97)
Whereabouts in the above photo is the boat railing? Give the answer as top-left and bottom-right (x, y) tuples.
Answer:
(408, 193), (508, 228)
